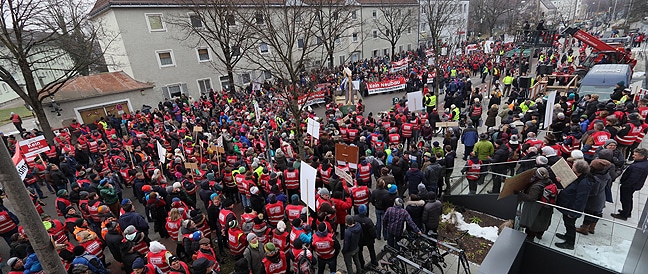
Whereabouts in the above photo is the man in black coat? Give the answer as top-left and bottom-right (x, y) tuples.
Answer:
(488, 140), (510, 194)
(103, 221), (124, 264)
(612, 148), (648, 220)
(354, 204), (377, 268)
(555, 160), (592, 250)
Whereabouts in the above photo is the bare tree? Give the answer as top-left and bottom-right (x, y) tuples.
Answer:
(0, 0), (110, 144)
(167, 0), (256, 94)
(469, 0), (514, 37)
(311, 0), (362, 68)
(46, 0), (107, 76)
(373, 4), (416, 58)
(241, 0), (322, 153)
(423, 0), (461, 54)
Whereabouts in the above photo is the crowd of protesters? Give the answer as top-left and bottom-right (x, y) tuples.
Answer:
(0, 28), (645, 274)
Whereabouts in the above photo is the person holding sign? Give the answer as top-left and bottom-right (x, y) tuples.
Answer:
(555, 160), (592, 250)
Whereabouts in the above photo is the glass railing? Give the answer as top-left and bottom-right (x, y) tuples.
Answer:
(520, 200), (639, 273)
(444, 165), (644, 272)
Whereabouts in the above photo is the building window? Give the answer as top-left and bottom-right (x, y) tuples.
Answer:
(352, 33), (358, 42)
(407, 44), (412, 51)
(156, 50), (175, 67)
(164, 83), (186, 98)
(259, 43), (269, 54)
(372, 10), (377, 19)
(399, 45), (403, 52)
(219, 76), (230, 91)
(317, 37), (322, 45)
(197, 78), (212, 93)
(373, 50), (378, 57)
(255, 13), (264, 25)
(189, 14), (203, 28)
(295, 13), (303, 22)
(335, 35), (341, 44)
(197, 48), (210, 62)
(407, 27), (411, 34)
(373, 30), (378, 39)
(240, 73), (251, 85)
(333, 11), (339, 20)
(231, 46), (241, 57)
(339, 55), (345, 65)
(226, 14), (236, 26)
(383, 48), (389, 56)
(298, 38), (304, 49)
(146, 14), (166, 32)
(351, 10), (357, 20)
(264, 70), (272, 80)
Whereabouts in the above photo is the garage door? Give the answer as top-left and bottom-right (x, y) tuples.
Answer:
(77, 102), (131, 125)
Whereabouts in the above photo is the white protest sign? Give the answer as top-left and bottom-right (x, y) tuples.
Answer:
(407, 91), (424, 111)
(544, 91), (557, 129)
(300, 161), (317, 211)
(156, 140), (166, 164)
(335, 166), (354, 186)
(306, 118), (320, 139)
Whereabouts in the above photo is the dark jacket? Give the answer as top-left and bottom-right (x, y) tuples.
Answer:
(104, 228), (124, 262)
(490, 145), (510, 172)
(461, 127), (479, 146)
(518, 175), (553, 232)
(586, 161), (611, 213)
(421, 199), (442, 232)
(342, 222), (362, 253)
(405, 200), (425, 229)
(620, 158), (648, 190)
(354, 213), (376, 246)
(118, 211), (149, 234)
(424, 162), (443, 189)
(556, 174), (593, 218)
(405, 168), (426, 195)
(370, 188), (391, 211)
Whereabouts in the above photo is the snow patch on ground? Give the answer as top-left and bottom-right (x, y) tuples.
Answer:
(577, 240), (631, 272)
(442, 212), (499, 242)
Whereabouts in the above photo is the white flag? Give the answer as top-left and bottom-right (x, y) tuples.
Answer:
(157, 140), (166, 164)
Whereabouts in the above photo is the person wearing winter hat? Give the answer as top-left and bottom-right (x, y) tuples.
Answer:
(192, 257), (216, 274)
(244, 233), (265, 274)
(354, 204), (377, 267)
(7, 257), (24, 272)
(195, 237), (221, 274)
(146, 241), (172, 272)
(262, 242), (287, 274)
(272, 220), (290, 253)
(383, 197), (421, 250)
(71, 245), (108, 274)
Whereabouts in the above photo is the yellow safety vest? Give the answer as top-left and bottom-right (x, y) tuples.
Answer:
(503, 76), (514, 85)
(450, 69), (457, 77)
(425, 95), (437, 107)
(452, 108), (460, 120)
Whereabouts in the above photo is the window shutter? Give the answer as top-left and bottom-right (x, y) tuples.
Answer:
(181, 83), (189, 94)
(162, 86), (169, 98)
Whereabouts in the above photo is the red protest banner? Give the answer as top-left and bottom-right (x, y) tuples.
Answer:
(18, 135), (50, 157)
(366, 77), (406, 95)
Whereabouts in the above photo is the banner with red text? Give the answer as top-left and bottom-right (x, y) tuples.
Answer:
(390, 58), (409, 73)
(19, 135), (50, 157)
(12, 147), (28, 180)
(298, 91), (326, 107)
(366, 77), (406, 95)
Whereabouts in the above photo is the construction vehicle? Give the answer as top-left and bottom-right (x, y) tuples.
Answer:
(563, 27), (637, 76)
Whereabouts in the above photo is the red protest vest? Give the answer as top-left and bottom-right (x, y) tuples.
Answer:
(263, 252), (287, 274)
(401, 123), (413, 138)
(312, 232), (335, 260)
(271, 231), (289, 252)
(165, 218), (182, 241)
(283, 169), (299, 190)
(228, 227), (246, 256)
(285, 204), (304, 222)
(351, 186), (369, 207)
(147, 250), (171, 273)
(466, 159), (482, 180)
(265, 202), (285, 226)
(0, 210), (17, 234)
(357, 163), (372, 184)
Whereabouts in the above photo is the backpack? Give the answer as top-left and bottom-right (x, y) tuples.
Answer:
(297, 249), (314, 274)
(541, 183), (558, 207)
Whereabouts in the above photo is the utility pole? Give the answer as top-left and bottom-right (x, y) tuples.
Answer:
(0, 145), (66, 273)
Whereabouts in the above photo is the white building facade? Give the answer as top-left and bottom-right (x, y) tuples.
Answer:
(89, 0), (420, 99)
(418, 0), (469, 46)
